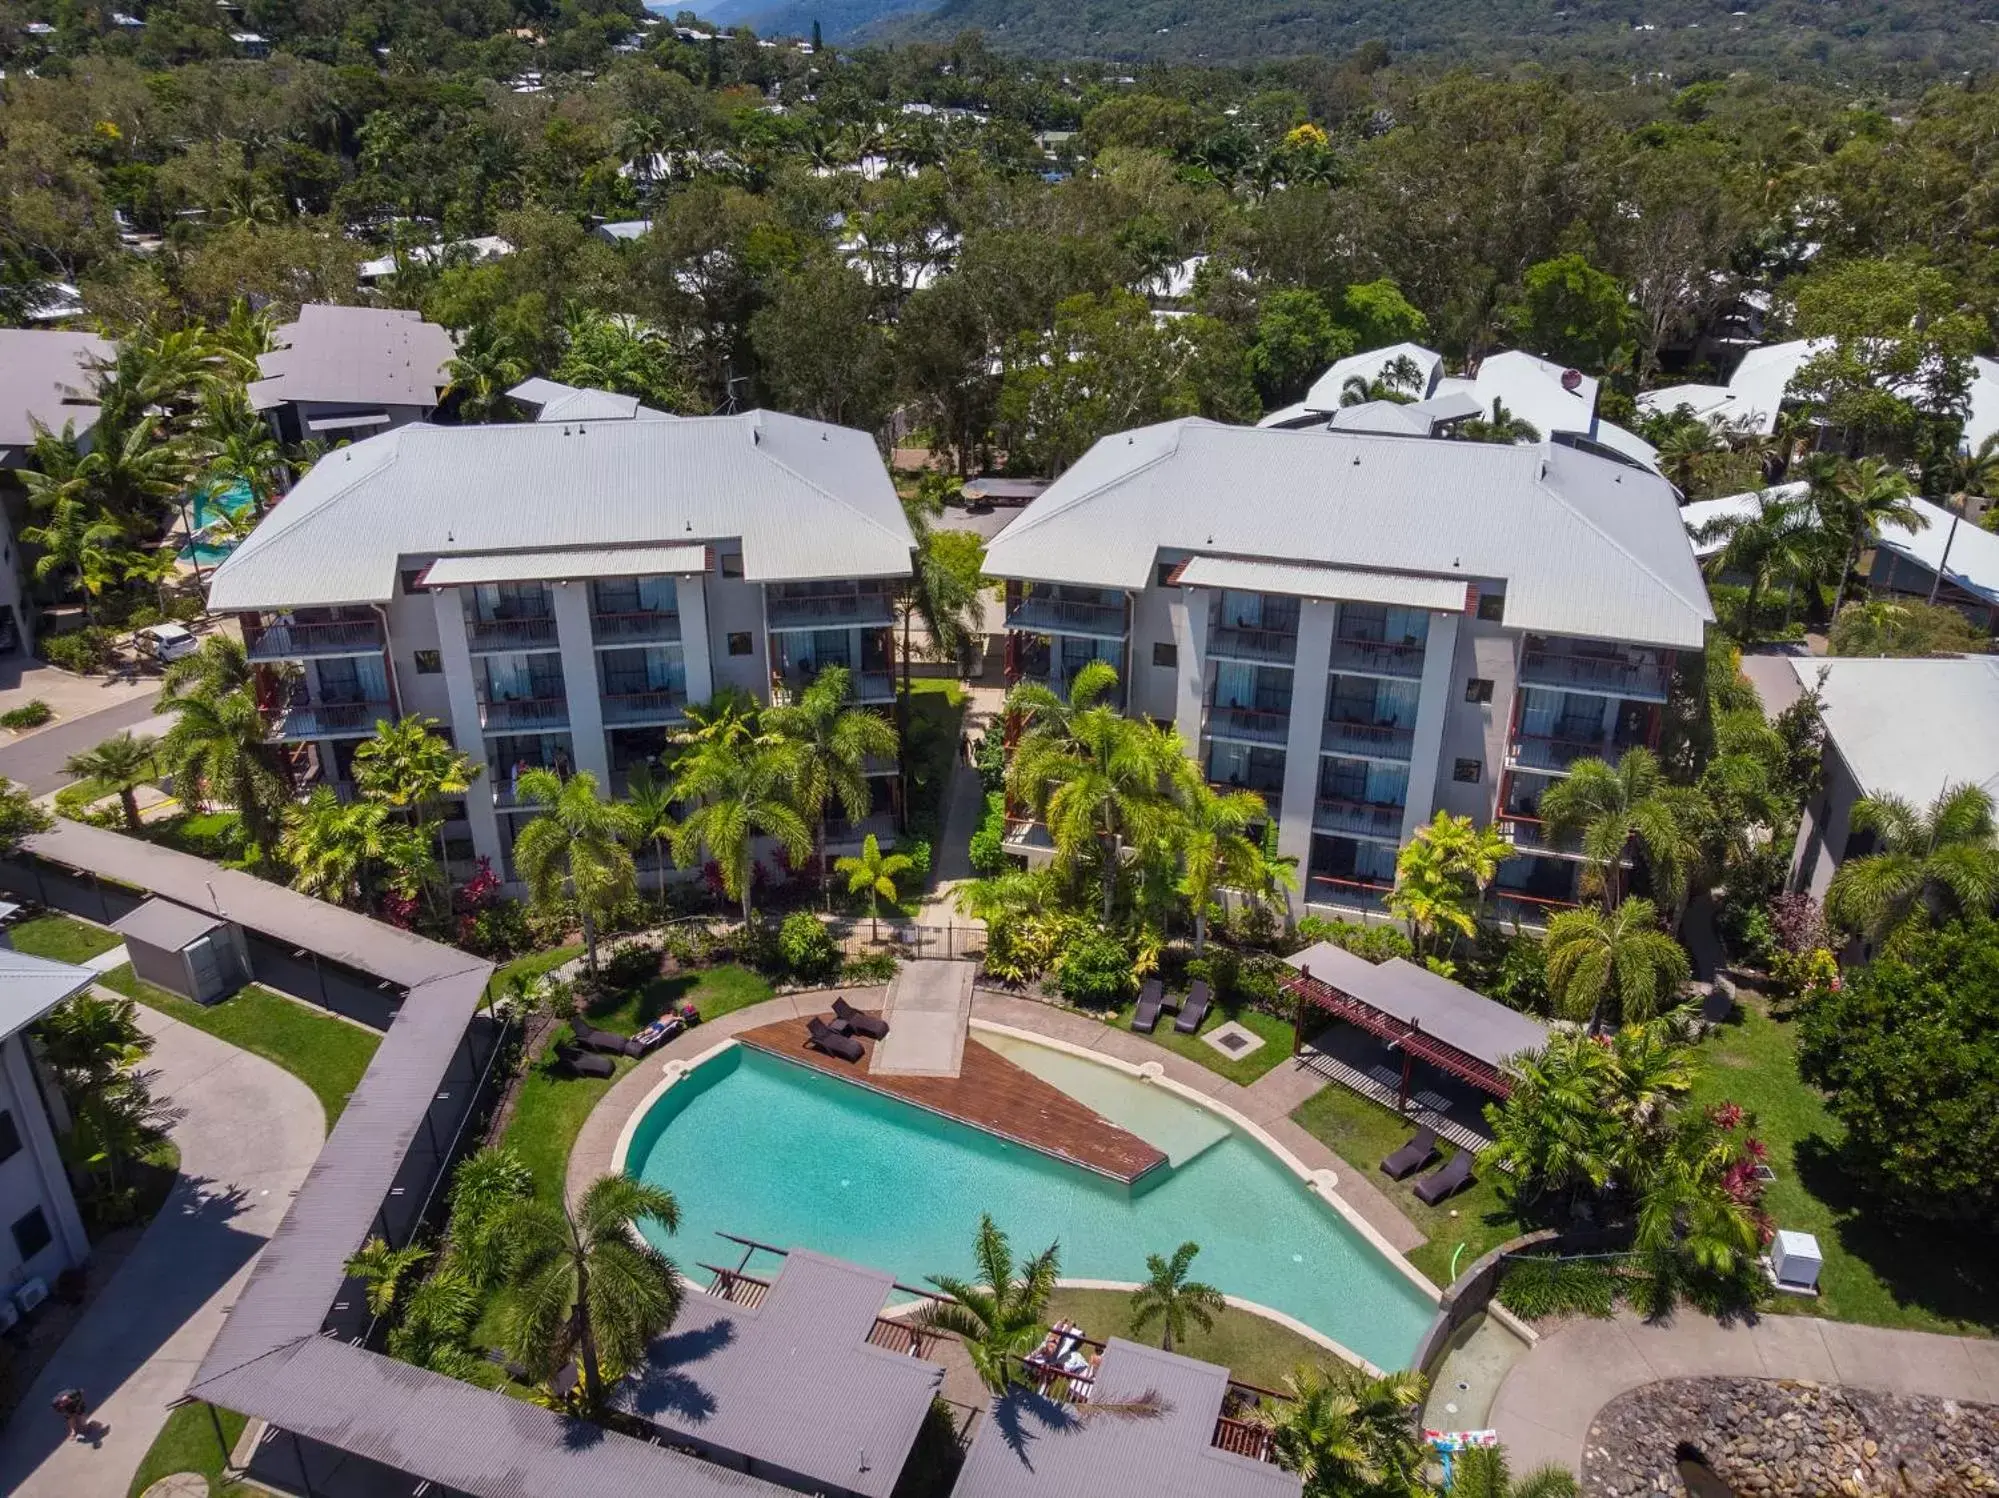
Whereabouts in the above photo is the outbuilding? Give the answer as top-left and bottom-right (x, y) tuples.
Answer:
(112, 898), (249, 1003)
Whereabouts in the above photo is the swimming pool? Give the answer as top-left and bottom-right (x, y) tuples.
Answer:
(177, 480), (253, 565)
(622, 1037), (1437, 1371)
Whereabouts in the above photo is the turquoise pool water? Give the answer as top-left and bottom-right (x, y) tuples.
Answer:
(177, 480), (253, 564)
(625, 1042), (1436, 1370)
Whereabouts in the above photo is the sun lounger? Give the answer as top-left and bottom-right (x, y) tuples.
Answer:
(1131, 979), (1166, 1033)
(627, 1014), (684, 1055)
(571, 1020), (639, 1057)
(832, 996), (889, 1039)
(1174, 979), (1212, 1035)
(1413, 1150), (1475, 1205)
(554, 1044), (614, 1080)
(1380, 1126), (1440, 1181)
(807, 1016), (865, 1063)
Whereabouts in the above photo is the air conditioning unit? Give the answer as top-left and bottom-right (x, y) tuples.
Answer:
(13, 1278), (48, 1316)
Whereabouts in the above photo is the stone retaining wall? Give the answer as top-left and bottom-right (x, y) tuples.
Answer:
(1581, 1376), (1999, 1497)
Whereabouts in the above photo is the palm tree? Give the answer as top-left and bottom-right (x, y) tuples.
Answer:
(1461, 398), (1541, 445)
(63, 731), (158, 832)
(444, 323), (529, 423)
(1694, 484), (1824, 631)
(1340, 355), (1424, 406)
(1825, 783), (1999, 940)
(836, 833), (914, 942)
(894, 503), (981, 823)
(1128, 1242), (1225, 1353)
(1653, 417), (1728, 496)
(123, 546), (183, 611)
(1259, 1362), (1429, 1498)
(671, 739), (811, 924)
(1543, 898), (1691, 1028)
(1483, 1027), (1621, 1203)
(195, 386), (288, 516)
(1630, 1110), (1764, 1304)
(765, 665), (897, 906)
(492, 1174), (684, 1410)
(155, 674), (287, 854)
(1172, 778), (1275, 953)
(20, 498), (124, 622)
(353, 714), (480, 899)
(281, 788), (432, 910)
(1538, 747), (1691, 911)
(345, 1237), (433, 1316)
(161, 632), (256, 701)
(1387, 832), (1476, 959)
(919, 1214), (1060, 1395)
(1450, 1445), (1579, 1498)
(513, 769), (637, 977)
(1825, 457), (1923, 617)
(622, 765), (679, 909)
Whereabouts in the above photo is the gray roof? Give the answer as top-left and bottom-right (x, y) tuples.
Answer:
(0, 329), (109, 449)
(1789, 656), (1999, 806)
(207, 410), (915, 610)
(112, 896), (228, 951)
(0, 947), (94, 1040)
(613, 1250), (944, 1498)
(982, 421), (1712, 649)
(1286, 944), (1549, 1068)
(248, 304), (454, 411)
(953, 1337), (1301, 1498)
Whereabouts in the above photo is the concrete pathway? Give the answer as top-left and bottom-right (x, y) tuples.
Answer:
(0, 1003), (325, 1498)
(873, 959), (975, 1077)
(1490, 1309), (1999, 1477)
(0, 688), (162, 797)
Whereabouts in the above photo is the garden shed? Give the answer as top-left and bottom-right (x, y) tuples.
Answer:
(112, 897), (248, 1003)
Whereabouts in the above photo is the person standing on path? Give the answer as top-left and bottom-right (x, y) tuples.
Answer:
(51, 1390), (87, 1443)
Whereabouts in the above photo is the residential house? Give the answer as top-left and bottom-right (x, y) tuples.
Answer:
(984, 420), (1711, 923)
(0, 945), (94, 1298)
(247, 304), (456, 445)
(204, 402), (915, 882)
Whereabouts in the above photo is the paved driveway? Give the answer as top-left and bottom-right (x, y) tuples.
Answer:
(0, 1003), (324, 1497)
(0, 689), (163, 797)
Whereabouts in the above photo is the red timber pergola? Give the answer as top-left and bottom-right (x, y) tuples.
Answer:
(1282, 942), (1551, 1107)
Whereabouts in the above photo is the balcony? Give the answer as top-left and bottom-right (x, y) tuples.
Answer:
(247, 618), (383, 662)
(479, 696), (569, 732)
(1488, 887), (1581, 928)
(1520, 647), (1668, 701)
(465, 615), (557, 652)
(1205, 703), (1290, 747)
(1313, 799), (1404, 842)
(1208, 623), (1297, 666)
(591, 610), (681, 646)
(765, 585), (896, 632)
(1328, 635), (1426, 679)
(268, 698), (390, 742)
(1506, 732), (1612, 775)
(601, 690), (685, 727)
(1320, 718), (1414, 761)
(1005, 591), (1126, 639)
(773, 668), (895, 705)
(1305, 873), (1394, 916)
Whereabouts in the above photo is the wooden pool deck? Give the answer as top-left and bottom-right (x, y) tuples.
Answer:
(735, 1013), (1168, 1184)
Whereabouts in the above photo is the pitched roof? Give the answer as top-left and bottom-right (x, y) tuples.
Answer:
(0, 947), (94, 1040)
(1870, 494), (1999, 607)
(1285, 944), (1549, 1068)
(1302, 343), (1444, 411)
(1789, 655), (1999, 806)
(248, 304), (455, 411)
(0, 329), (110, 451)
(205, 409), (915, 610)
(983, 421), (1713, 648)
(112, 896), (228, 951)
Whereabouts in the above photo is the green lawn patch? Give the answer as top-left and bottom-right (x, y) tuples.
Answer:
(1109, 1001), (1296, 1087)
(904, 678), (966, 706)
(1290, 1083), (1518, 1287)
(6, 912), (121, 965)
(1044, 1286), (1328, 1390)
(149, 811), (248, 864)
(97, 966), (380, 1128)
(490, 944), (584, 997)
(126, 1400), (245, 1497)
(1691, 1000), (1999, 1335)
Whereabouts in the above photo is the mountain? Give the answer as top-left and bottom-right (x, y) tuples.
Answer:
(698, 0), (940, 41)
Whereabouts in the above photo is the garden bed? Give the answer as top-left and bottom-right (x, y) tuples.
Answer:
(1108, 998), (1297, 1087)
(1042, 1286), (1329, 1390)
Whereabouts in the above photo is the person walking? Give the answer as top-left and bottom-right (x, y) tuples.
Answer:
(52, 1389), (87, 1442)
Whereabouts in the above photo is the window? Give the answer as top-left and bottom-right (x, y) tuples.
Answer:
(1152, 641), (1178, 669)
(400, 568), (428, 595)
(413, 650), (443, 674)
(1453, 758), (1483, 784)
(726, 632), (753, 656)
(1464, 677), (1494, 704)
(1475, 591), (1506, 623)
(1156, 560), (1178, 588)
(720, 552), (745, 579)
(0, 1110), (18, 1165)
(11, 1207), (50, 1262)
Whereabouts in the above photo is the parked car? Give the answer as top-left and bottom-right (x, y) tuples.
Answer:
(135, 623), (198, 663)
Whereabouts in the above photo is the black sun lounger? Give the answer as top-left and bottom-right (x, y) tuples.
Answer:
(808, 1016), (865, 1063)
(571, 1020), (641, 1057)
(554, 1044), (614, 1080)
(1380, 1126), (1440, 1181)
(832, 996), (890, 1039)
(1131, 979), (1166, 1033)
(1413, 1149), (1476, 1205)
(1174, 979), (1213, 1034)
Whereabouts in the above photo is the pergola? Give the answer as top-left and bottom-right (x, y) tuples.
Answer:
(1282, 942), (1550, 1105)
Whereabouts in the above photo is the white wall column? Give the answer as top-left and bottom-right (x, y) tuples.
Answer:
(678, 574), (715, 706)
(1402, 612), (1462, 842)
(1277, 600), (1337, 878)
(431, 588), (503, 870)
(552, 581), (610, 787)
(1169, 586), (1210, 748)
(4, 1035), (89, 1270)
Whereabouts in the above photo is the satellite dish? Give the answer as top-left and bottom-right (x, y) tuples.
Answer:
(1561, 368), (1584, 393)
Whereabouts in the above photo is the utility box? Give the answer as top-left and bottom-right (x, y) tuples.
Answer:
(1770, 1229), (1822, 1293)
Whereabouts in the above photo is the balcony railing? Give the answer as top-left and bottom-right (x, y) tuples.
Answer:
(1205, 703), (1291, 746)
(1313, 798), (1404, 840)
(601, 690), (685, 726)
(765, 587), (896, 631)
(1006, 593), (1125, 638)
(771, 668), (896, 706)
(479, 696), (569, 731)
(1507, 732), (1609, 774)
(1489, 888), (1582, 926)
(465, 615), (557, 651)
(1520, 648), (1668, 699)
(1328, 636), (1426, 679)
(1209, 624), (1298, 665)
(1305, 873), (1394, 913)
(590, 610), (681, 645)
(269, 698), (390, 741)
(247, 618), (384, 661)
(1213, 1416), (1276, 1464)
(1320, 718), (1414, 761)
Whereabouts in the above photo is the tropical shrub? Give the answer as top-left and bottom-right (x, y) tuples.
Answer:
(40, 628), (114, 674)
(1056, 925), (1136, 1007)
(0, 700), (52, 730)
(1496, 1256), (1621, 1320)
(968, 793), (1009, 876)
(778, 910), (841, 983)
(446, 1145), (535, 1287)
(598, 942), (663, 993)
(1291, 915), (1415, 963)
(842, 951), (899, 984)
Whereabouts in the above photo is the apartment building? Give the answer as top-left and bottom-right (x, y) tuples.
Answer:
(204, 403), (914, 881)
(984, 419), (1712, 924)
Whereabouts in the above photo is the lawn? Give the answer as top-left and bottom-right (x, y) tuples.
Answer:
(126, 1400), (245, 1497)
(1290, 1083), (1518, 1287)
(1044, 1286), (1329, 1390)
(1110, 999), (1297, 1087)
(1691, 999), (1999, 1336)
(97, 966), (381, 1128)
(491, 943), (584, 998)
(6, 911), (121, 965)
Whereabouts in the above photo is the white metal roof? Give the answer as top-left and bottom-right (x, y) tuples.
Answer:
(0, 329), (109, 447)
(1964, 356), (1999, 454)
(207, 410), (913, 610)
(0, 948), (93, 1041)
(1177, 556), (1473, 611)
(250, 304), (455, 411)
(1872, 494), (1999, 607)
(1680, 482), (1809, 560)
(1638, 381), (1738, 423)
(1790, 656), (1999, 805)
(1303, 342), (1444, 412)
(984, 421), (1713, 648)
(423, 543), (711, 586)
(1468, 350), (1600, 443)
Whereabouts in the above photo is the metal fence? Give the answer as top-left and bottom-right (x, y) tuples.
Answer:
(836, 921), (986, 962)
